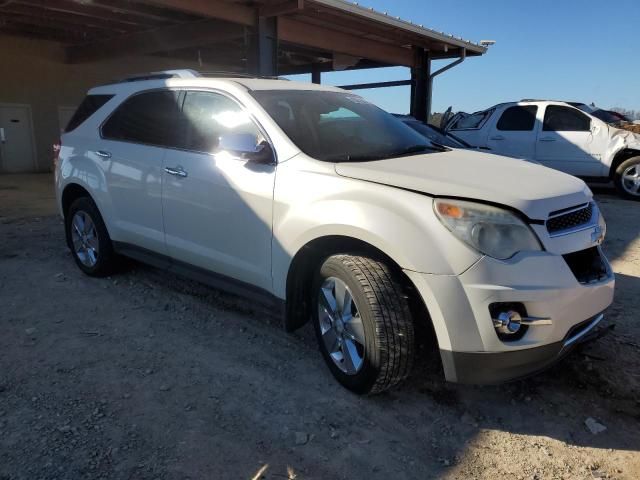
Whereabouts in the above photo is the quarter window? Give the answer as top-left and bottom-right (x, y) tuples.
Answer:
(181, 91), (261, 153)
(543, 106), (591, 131)
(496, 106), (538, 131)
(102, 91), (182, 147)
(65, 94), (114, 133)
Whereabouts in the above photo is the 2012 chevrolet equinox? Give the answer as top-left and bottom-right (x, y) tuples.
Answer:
(55, 70), (614, 394)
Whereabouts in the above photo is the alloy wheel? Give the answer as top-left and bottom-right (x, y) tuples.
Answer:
(621, 164), (640, 196)
(317, 277), (366, 375)
(71, 211), (99, 267)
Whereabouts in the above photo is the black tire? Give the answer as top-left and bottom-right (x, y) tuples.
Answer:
(613, 156), (640, 200)
(312, 254), (415, 395)
(65, 197), (116, 277)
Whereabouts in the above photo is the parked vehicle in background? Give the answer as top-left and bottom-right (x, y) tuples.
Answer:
(444, 100), (640, 199)
(56, 71), (614, 394)
(395, 115), (475, 149)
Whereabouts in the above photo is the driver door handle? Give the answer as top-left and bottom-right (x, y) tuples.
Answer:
(539, 137), (556, 142)
(490, 135), (505, 141)
(164, 166), (188, 178)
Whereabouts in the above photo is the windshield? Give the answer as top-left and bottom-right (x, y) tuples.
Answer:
(251, 90), (440, 162)
(573, 103), (621, 124)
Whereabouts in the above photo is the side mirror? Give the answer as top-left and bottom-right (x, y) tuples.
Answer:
(218, 133), (275, 165)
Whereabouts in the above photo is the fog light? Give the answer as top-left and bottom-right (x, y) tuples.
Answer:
(493, 310), (522, 335)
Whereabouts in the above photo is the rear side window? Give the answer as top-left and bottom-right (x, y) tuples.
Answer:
(496, 106), (538, 131)
(543, 106), (591, 131)
(102, 91), (182, 147)
(64, 94), (114, 133)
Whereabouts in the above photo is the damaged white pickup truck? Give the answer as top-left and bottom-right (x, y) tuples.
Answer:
(444, 100), (640, 200)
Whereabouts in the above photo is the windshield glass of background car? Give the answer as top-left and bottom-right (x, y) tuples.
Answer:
(250, 90), (434, 162)
(406, 121), (463, 148)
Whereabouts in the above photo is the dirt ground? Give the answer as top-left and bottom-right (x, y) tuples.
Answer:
(1, 174), (639, 480)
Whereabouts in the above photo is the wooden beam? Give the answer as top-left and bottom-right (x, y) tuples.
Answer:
(1, 4), (136, 33)
(0, 12), (116, 38)
(66, 20), (244, 63)
(278, 17), (414, 67)
(16, 0), (166, 27)
(259, 0), (304, 18)
(143, 0), (256, 26)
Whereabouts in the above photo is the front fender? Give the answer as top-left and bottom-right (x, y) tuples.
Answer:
(271, 157), (481, 298)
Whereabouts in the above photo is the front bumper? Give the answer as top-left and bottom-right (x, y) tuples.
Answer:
(404, 246), (615, 384)
(440, 313), (607, 384)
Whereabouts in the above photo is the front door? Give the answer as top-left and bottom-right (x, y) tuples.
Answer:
(0, 104), (36, 173)
(485, 105), (538, 159)
(162, 90), (275, 291)
(535, 105), (606, 176)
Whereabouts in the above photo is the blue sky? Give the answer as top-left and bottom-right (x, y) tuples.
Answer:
(288, 0), (640, 114)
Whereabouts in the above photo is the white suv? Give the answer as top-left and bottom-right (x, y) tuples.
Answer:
(445, 100), (640, 199)
(55, 71), (615, 394)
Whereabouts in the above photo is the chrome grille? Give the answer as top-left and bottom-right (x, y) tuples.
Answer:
(546, 203), (594, 234)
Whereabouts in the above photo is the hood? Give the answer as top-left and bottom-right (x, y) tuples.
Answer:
(335, 149), (592, 220)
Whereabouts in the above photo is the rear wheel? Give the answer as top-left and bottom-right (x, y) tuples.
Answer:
(66, 197), (116, 276)
(312, 254), (415, 395)
(614, 156), (640, 200)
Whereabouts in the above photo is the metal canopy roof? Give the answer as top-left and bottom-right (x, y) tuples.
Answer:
(0, 0), (486, 72)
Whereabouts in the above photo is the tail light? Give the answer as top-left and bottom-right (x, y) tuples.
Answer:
(53, 138), (61, 169)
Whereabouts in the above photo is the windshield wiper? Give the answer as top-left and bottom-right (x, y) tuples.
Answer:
(396, 144), (447, 155)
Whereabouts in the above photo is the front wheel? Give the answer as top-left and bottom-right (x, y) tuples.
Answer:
(614, 156), (640, 200)
(312, 255), (415, 395)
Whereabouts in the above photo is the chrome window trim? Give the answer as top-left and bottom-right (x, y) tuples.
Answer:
(98, 87), (278, 164)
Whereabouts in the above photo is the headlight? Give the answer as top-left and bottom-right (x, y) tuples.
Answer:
(433, 199), (542, 260)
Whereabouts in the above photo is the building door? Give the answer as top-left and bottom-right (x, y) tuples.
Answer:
(0, 104), (36, 173)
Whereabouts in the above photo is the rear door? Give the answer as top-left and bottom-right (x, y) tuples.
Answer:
(99, 90), (181, 254)
(535, 105), (605, 176)
(161, 90), (276, 291)
(485, 105), (538, 159)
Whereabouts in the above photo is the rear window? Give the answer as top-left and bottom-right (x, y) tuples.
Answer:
(64, 94), (114, 133)
(101, 91), (182, 147)
(496, 105), (538, 131)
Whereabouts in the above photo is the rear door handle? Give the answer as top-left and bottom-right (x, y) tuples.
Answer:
(94, 150), (112, 159)
(490, 135), (505, 141)
(164, 166), (188, 178)
(0, 127), (5, 144)
(539, 137), (556, 142)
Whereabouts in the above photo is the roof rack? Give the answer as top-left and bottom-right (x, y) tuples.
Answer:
(110, 69), (288, 85)
(199, 71), (286, 80)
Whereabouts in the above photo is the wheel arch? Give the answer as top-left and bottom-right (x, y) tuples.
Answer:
(283, 235), (434, 343)
(609, 148), (640, 178)
(61, 183), (94, 218)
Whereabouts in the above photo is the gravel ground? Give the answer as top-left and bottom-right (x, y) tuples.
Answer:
(0, 176), (639, 480)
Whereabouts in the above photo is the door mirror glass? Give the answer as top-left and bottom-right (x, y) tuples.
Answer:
(218, 133), (275, 164)
(219, 132), (260, 153)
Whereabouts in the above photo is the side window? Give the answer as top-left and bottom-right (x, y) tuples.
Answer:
(102, 91), (182, 147)
(181, 91), (262, 153)
(496, 106), (538, 131)
(65, 94), (114, 133)
(543, 106), (591, 132)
